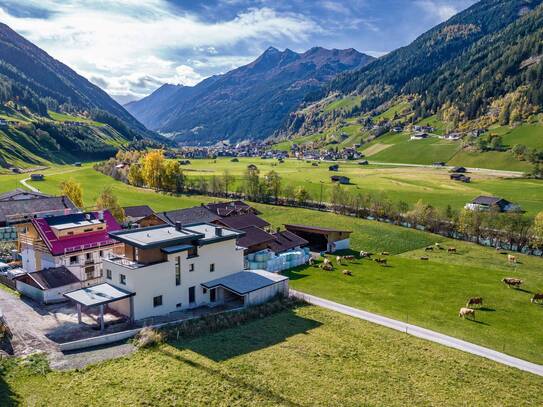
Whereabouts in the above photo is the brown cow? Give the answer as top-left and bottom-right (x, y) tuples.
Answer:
(531, 293), (543, 304)
(344, 255), (356, 260)
(448, 247), (457, 253)
(466, 297), (483, 308)
(458, 307), (475, 319)
(502, 277), (523, 288)
(321, 263), (334, 271)
(424, 246), (434, 252)
(374, 258), (387, 266)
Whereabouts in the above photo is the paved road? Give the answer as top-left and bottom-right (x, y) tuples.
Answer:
(290, 290), (543, 377)
(20, 177), (40, 192)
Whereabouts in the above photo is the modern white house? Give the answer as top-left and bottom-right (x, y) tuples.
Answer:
(66, 222), (289, 322)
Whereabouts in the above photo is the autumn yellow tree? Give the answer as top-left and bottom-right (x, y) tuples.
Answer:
(161, 160), (184, 192)
(60, 178), (84, 208)
(141, 150), (165, 190)
(128, 164), (144, 187)
(96, 187), (125, 223)
(531, 211), (543, 250)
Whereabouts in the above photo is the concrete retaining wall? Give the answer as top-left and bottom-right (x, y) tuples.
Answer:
(59, 328), (141, 352)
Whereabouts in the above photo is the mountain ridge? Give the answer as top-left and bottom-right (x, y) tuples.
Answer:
(125, 47), (374, 144)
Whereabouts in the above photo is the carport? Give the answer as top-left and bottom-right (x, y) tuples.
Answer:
(201, 270), (289, 307)
(64, 283), (135, 332)
(284, 224), (352, 253)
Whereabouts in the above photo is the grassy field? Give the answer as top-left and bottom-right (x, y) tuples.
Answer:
(47, 111), (105, 127)
(160, 157), (543, 216)
(2, 305), (543, 406)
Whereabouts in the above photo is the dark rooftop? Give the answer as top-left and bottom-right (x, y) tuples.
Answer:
(217, 213), (270, 230)
(123, 205), (154, 219)
(204, 200), (260, 217)
(20, 266), (80, 289)
(0, 188), (50, 201)
(268, 230), (309, 253)
(237, 226), (276, 249)
(0, 196), (77, 225)
(471, 196), (509, 206)
(157, 206), (221, 226)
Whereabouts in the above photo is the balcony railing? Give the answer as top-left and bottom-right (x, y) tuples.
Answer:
(104, 254), (167, 270)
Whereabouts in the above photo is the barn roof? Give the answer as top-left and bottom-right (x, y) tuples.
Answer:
(268, 230), (308, 253)
(17, 266), (80, 290)
(284, 224), (352, 235)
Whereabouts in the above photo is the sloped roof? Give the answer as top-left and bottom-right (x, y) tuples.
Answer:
(285, 224), (352, 235)
(0, 188), (50, 201)
(237, 226), (276, 249)
(268, 230), (309, 253)
(123, 205), (154, 218)
(33, 211), (121, 256)
(217, 213), (270, 230)
(157, 206), (221, 226)
(19, 266), (80, 290)
(204, 200), (260, 217)
(471, 196), (509, 206)
(201, 270), (288, 295)
(0, 196), (77, 225)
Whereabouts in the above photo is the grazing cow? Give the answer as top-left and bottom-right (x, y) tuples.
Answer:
(448, 247), (457, 253)
(336, 256), (344, 264)
(321, 263), (334, 271)
(507, 254), (517, 264)
(531, 293), (543, 304)
(344, 255), (355, 260)
(374, 258), (387, 266)
(502, 277), (523, 288)
(342, 269), (352, 276)
(466, 297), (483, 308)
(380, 251), (390, 256)
(308, 258), (314, 265)
(420, 256), (429, 261)
(425, 246), (433, 252)
(458, 307), (475, 319)
(323, 258), (331, 266)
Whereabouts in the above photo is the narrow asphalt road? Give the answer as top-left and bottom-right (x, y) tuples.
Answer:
(20, 177), (40, 192)
(290, 289), (543, 377)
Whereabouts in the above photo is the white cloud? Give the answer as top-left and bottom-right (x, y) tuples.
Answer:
(0, 1), (320, 98)
(415, 0), (459, 21)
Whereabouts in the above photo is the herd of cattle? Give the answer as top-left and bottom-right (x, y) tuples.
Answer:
(309, 245), (543, 322)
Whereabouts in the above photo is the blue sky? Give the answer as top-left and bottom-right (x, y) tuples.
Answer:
(0, 0), (476, 103)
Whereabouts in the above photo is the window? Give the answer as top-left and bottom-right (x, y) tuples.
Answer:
(83, 228), (93, 232)
(120, 274), (126, 285)
(176, 303), (182, 308)
(67, 231), (74, 236)
(210, 288), (216, 303)
(202, 288), (207, 294)
(189, 263), (194, 272)
(99, 250), (104, 257)
(175, 256), (181, 286)
(189, 286), (195, 303)
(209, 263), (215, 272)
(86, 253), (92, 260)
(187, 245), (198, 258)
(69, 255), (78, 265)
(106, 269), (112, 279)
(153, 295), (163, 307)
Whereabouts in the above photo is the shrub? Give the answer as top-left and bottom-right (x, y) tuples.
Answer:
(134, 327), (164, 348)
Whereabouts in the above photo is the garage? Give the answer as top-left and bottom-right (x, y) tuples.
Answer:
(15, 266), (82, 304)
(201, 270), (289, 307)
(284, 224), (352, 253)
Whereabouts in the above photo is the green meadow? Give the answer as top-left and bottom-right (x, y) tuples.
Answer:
(2, 306), (543, 406)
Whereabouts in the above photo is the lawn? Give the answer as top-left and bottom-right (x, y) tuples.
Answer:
(448, 150), (532, 172)
(284, 237), (543, 364)
(2, 306), (543, 406)
(168, 157), (543, 216)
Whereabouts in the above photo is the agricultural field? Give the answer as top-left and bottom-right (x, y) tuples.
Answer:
(2, 305), (543, 406)
(163, 157), (543, 216)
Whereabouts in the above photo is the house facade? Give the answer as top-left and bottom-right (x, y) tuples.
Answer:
(19, 211), (122, 286)
(103, 223), (247, 320)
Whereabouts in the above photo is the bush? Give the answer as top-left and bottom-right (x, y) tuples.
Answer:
(134, 328), (164, 348)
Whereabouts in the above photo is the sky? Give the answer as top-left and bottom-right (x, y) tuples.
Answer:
(0, 0), (477, 104)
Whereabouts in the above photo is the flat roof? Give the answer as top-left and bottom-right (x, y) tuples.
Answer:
(184, 223), (240, 241)
(51, 219), (103, 230)
(110, 225), (203, 249)
(201, 270), (288, 296)
(64, 283), (135, 307)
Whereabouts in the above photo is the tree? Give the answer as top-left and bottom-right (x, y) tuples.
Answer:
(142, 150), (165, 190)
(128, 164), (144, 187)
(264, 170), (282, 203)
(96, 187), (125, 223)
(511, 144), (527, 160)
(243, 166), (260, 200)
(161, 160), (183, 192)
(60, 178), (83, 208)
(294, 186), (311, 205)
(220, 169), (234, 195)
(530, 211), (543, 250)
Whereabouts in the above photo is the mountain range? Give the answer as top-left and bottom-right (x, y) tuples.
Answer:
(0, 23), (163, 167)
(125, 47), (374, 144)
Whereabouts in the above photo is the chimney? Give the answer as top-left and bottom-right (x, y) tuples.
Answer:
(215, 227), (223, 237)
(98, 211), (104, 221)
(175, 221), (183, 231)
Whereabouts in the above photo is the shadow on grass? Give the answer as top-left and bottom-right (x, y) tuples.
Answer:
(0, 367), (19, 406)
(159, 346), (303, 407)
(479, 307), (496, 312)
(282, 268), (311, 281)
(466, 319), (490, 326)
(514, 288), (533, 294)
(171, 308), (321, 362)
